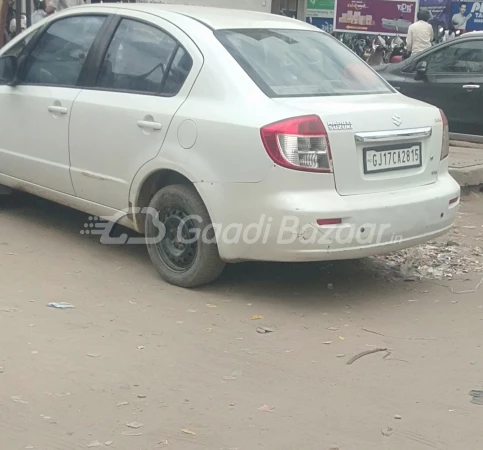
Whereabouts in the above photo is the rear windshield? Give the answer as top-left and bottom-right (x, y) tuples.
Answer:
(215, 29), (393, 98)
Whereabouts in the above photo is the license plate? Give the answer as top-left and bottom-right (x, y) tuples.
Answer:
(363, 143), (422, 174)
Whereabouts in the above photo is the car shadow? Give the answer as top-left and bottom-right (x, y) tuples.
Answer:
(1, 191), (149, 260)
(2, 192), (409, 304)
(211, 258), (401, 305)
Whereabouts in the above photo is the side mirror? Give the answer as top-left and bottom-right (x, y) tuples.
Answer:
(416, 60), (428, 76)
(0, 55), (17, 84)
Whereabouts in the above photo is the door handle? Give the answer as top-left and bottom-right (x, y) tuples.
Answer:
(48, 105), (68, 114)
(137, 120), (162, 131)
(463, 84), (480, 89)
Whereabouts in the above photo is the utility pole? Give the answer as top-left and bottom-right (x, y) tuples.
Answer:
(15, 0), (21, 36)
(0, 0), (8, 47)
(26, 0), (32, 28)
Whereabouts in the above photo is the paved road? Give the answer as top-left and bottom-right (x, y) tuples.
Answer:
(1, 193), (482, 450)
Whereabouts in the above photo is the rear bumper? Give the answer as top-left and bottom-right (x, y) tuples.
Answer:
(197, 165), (460, 262)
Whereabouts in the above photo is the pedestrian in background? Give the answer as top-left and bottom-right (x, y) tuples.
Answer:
(31, 0), (50, 25)
(45, 0), (85, 14)
(406, 9), (433, 56)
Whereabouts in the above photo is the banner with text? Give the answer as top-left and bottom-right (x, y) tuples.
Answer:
(334, 0), (418, 35)
(307, 0), (335, 18)
(420, 0), (451, 28)
(450, 1), (483, 31)
(307, 16), (334, 32)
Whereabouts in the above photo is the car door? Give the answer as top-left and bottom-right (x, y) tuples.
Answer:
(400, 39), (483, 135)
(0, 14), (109, 194)
(68, 11), (203, 211)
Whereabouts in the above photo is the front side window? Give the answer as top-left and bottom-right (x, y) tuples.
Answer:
(216, 29), (393, 98)
(426, 40), (483, 74)
(97, 19), (190, 95)
(21, 15), (106, 87)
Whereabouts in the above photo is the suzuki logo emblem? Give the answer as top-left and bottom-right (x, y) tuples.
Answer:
(392, 114), (402, 127)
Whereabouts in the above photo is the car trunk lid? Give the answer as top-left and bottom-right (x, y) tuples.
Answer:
(274, 94), (443, 196)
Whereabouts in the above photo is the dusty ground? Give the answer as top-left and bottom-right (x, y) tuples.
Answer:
(1, 191), (482, 450)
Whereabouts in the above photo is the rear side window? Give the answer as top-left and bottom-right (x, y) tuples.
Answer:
(22, 16), (106, 87)
(97, 19), (192, 95)
(215, 29), (393, 98)
(426, 40), (483, 74)
(163, 47), (193, 95)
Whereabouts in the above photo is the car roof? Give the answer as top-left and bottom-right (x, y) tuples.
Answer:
(409, 30), (483, 58)
(72, 3), (314, 31)
(459, 31), (483, 39)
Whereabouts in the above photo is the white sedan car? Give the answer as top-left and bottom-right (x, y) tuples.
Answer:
(0, 5), (460, 287)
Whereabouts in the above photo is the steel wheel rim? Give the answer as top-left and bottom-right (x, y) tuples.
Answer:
(156, 207), (198, 273)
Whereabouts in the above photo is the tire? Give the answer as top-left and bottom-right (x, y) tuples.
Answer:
(145, 184), (226, 288)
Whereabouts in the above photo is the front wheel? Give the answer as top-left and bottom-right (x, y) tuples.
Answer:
(145, 184), (225, 288)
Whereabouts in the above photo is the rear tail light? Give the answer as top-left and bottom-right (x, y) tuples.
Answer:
(440, 109), (450, 160)
(261, 115), (332, 172)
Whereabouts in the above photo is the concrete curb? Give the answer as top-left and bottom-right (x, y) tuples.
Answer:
(449, 146), (483, 188)
(449, 140), (483, 150)
(450, 165), (483, 187)
(450, 133), (483, 145)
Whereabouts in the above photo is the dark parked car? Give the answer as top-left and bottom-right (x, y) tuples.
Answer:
(375, 32), (483, 136)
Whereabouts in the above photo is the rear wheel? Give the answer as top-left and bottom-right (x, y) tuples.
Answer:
(145, 184), (225, 288)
